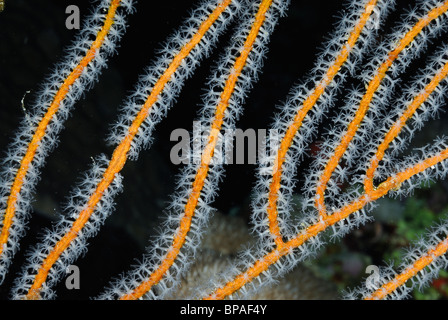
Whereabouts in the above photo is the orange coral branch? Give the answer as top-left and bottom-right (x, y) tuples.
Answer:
(206, 146), (448, 299)
(204, 0), (448, 300)
(266, 1), (379, 246)
(119, 0), (274, 300)
(316, 0), (448, 216)
(365, 56), (448, 193)
(0, 0), (122, 266)
(24, 0), (234, 300)
(365, 233), (448, 300)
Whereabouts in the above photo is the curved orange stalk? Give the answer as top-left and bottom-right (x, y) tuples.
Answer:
(365, 234), (448, 300)
(358, 30), (448, 302)
(0, 0), (122, 260)
(25, 0), (234, 300)
(205, 0), (448, 300)
(119, 0), (274, 300)
(267, 0), (378, 247)
(315, 0), (448, 218)
(364, 57), (448, 193)
(205, 147), (448, 299)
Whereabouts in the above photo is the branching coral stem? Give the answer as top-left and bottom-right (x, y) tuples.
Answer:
(267, 0), (378, 247)
(205, 146), (448, 299)
(0, 0), (122, 266)
(316, 0), (448, 218)
(205, 0), (448, 300)
(119, 0), (274, 300)
(365, 56), (448, 192)
(365, 236), (448, 300)
(24, 0), (234, 300)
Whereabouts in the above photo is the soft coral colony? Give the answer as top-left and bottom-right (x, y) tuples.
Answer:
(1, 0), (448, 300)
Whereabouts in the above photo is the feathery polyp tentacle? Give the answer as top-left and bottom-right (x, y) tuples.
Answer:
(0, 0), (133, 285)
